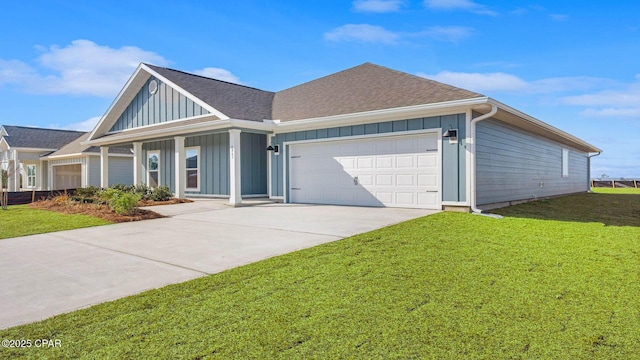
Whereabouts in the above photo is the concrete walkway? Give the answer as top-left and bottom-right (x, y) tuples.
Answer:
(0, 200), (437, 329)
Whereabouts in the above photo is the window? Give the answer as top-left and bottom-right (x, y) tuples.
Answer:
(562, 148), (569, 177)
(147, 151), (160, 187)
(186, 147), (200, 190)
(26, 164), (36, 188)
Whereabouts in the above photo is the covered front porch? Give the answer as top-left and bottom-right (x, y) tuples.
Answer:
(98, 128), (268, 206)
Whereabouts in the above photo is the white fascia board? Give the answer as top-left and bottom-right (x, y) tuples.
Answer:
(12, 147), (58, 153)
(274, 97), (490, 132)
(44, 152), (132, 160)
(139, 64), (230, 121)
(88, 63), (232, 142)
(0, 126), (8, 136)
(88, 64), (150, 141)
(85, 118), (274, 146)
(486, 98), (601, 153)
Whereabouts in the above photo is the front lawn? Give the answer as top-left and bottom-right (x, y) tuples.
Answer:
(1, 192), (639, 358)
(0, 205), (111, 240)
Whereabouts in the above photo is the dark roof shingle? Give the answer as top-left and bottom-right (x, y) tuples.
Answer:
(272, 63), (484, 121)
(145, 64), (275, 121)
(1, 126), (86, 149)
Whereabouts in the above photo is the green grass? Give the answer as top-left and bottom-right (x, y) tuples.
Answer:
(1, 192), (640, 358)
(592, 187), (640, 195)
(0, 205), (111, 240)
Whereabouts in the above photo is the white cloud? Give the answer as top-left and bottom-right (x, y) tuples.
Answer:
(419, 70), (613, 94)
(325, 24), (472, 44)
(324, 24), (400, 44)
(353, 0), (406, 13)
(550, 14), (568, 21)
(192, 67), (242, 84)
(424, 0), (497, 16)
(419, 71), (528, 92)
(61, 116), (102, 132)
(0, 39), (169, 97)
(415, 26), (474, 42)
(582, 108), (640, 118)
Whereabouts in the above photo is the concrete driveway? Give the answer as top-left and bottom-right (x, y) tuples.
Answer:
(0, 200), (437, 329)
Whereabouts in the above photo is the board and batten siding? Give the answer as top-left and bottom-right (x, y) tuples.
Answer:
(269, 114), (467, 203)
(475, 118), (588, 206)
(110, 77), (210, 132)
(184, 133), (230, 196)
(240, 133), (267, 196)
(108, 157), (134, 186)
(87, 157), (100, 187)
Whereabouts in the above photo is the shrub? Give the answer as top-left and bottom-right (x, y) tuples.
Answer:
(132, 183), (153, 200)
(111, 183), (133, 192)
(112, 192), (141, 215)
(76, 186), (100, 199)
(98, 188), (141, 215)
(150, 186), (173, 201)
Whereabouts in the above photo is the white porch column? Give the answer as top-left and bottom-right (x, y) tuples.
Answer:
(132, 142), (143, 185)
(229, 129), (242, 206)
(7, 160), (16, 191)
(174, 136), (185, 198)
(100, 146), (109, 188)
(48, 163), (53, 191)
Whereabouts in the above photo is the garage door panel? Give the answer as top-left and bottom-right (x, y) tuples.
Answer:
(396, 156), (414, 168)
(396, 174), (414, 186)
(289, 133), (440, 209)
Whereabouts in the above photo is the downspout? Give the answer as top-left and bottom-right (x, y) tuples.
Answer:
(587, 152), (602, 192)
(469, 104), (498, 214)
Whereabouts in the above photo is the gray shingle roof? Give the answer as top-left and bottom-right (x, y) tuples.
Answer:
(143, 62), (483, 124)
(1, 125), (86, 149)
(272, 63), (484, 121)
(145, 64), (274, 121)
(48, 132), (131, 157)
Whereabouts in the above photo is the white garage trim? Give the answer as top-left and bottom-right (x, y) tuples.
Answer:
(283, 129), (442, 209)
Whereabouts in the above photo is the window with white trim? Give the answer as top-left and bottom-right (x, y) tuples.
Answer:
(147, 151), (160, 187)
(26, 164), (36, 188)
(562, 148), (569, 177)
(186, 147), (200, 191)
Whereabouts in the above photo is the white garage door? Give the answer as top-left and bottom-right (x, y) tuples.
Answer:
(289, 133), (440, 209)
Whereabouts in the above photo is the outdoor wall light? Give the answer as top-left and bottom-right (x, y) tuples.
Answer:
(266, 145), (280, 155)
(442, 128), (458, 144)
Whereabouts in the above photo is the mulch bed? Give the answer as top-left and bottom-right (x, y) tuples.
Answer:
(29, 198), (193, 223)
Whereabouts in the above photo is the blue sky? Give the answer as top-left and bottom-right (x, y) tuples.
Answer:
(0, 1), (638, 177)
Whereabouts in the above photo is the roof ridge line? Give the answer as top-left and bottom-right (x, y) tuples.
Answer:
(143, 63), (274, 93)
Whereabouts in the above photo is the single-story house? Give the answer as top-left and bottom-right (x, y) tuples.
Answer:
(0, 125), (133, 191)
(85, 62), (601, 211)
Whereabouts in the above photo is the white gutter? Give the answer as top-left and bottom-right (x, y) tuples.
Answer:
(469, 104), (498, 214)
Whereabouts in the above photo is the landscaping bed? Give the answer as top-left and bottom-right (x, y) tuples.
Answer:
(28, 185), (191, 223)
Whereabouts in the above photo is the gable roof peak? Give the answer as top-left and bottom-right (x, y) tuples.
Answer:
(142, 63), (270, 93)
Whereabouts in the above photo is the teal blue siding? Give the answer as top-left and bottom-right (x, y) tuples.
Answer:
(185, 133), (230, 196)
(269, 114), (467, 202)
(110, 77), (210, 132)
(88, 157), (100, 187)
(441, 114), (467, 203)
(144, 140), (175, 192)
(476, 118), (588, 205)
(109, 157), (134, 186)
(241, 133), (267, 195)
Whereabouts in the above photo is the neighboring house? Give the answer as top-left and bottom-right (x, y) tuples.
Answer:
(0, 125), (133, 191)
(85, 63), (600, 211)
